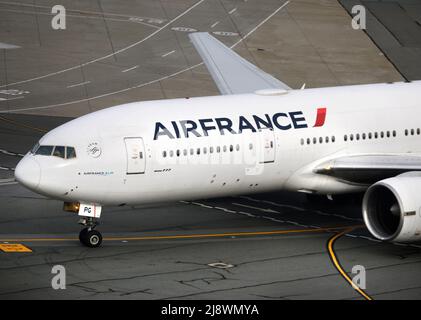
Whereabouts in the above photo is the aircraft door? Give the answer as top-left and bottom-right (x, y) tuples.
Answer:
(124, 137), (146, 174)
(259, 128), (276, 163)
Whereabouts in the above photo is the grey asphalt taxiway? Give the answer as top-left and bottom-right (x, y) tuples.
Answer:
(1, 0), (421, 300)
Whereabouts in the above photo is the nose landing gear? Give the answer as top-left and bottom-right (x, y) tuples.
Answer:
(63, 202), (103, 248)
(78, 217), (102, 248)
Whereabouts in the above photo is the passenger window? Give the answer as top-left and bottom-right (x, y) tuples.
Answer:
(190, 148), (194, 155)
(313, 137), (317, 144)
(217, 146), (221, 153)
(236, 144), (240, 151)
(332, 136), (335, 143)
(368, 132), (372, 139)
(249, 143), (253, 150)
(362, 133), (366, 140)
(170, 150), (174, 157)
(229, 145), (234, 152)
(196, 148), (200, 155)
(162, 151), (167, 158)
(210, 147), (214, 153)
(53, 146), (65, 158)
(344, 135), (347, 142)
(306, 138), (310, 145)
(223, 145), (227, 152)
(203, 147), (207, 154)
(319, 137), (323, 144)
(183, 149), (187, 156)
(176, 150), (180, 157)
(411, 129), (415, 136)
(325, 136), (329, 143)
(374, 132), (378, 139)
(35, 145), (54, 156)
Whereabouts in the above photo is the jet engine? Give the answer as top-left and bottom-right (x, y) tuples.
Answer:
(363, 175), (421, 242)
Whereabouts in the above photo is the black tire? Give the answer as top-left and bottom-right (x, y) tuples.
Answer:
(79, 228), (102, 248)
(79, 228), (89, 243)
(85, 230), (102, 248)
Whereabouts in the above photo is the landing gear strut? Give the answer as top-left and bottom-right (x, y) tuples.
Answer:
(78, 217), (102, 248)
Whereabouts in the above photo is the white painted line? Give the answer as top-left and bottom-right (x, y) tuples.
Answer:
(0, 42), (20, 49)
(230, 1), (290, 49)
(0, 96), (25, 102)
(232, 202), (279, 214)
(161, 50), (175, 58)
(0, 166), (14, 171)
(211, 21), (219, 28)
(228, 7), (237, 14)
(238, 211), (257, 218)
(0, 0), (206, 89)
(0, 8), (161, 29)
(0, 1), (165, 21)
(121, 65), (139, 73)
(214, 206), (236, 213)
(1, 1), (288, 113)
(191, 201), (213, 209)
(0, 181), (18, 186)
(171, 26), (197, 32)
(0, 149), (24, 157)
(66, 81), (91, 88)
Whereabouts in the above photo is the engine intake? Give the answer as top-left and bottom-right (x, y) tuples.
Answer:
(363, 176), (421, 242)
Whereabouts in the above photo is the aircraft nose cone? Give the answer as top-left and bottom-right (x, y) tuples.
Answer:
(14, 156), (41, 191)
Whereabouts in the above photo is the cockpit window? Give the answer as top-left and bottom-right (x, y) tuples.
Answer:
(32, 144), (76, 159)
(53, 146), (65, 158)
(35, 145), (54, 156)
(66, 147), (76, 159)
(30, 143), (40, 154)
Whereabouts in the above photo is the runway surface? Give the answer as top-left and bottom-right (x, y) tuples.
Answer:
(340, 0), (421, 81)
(0, 0), (401, 117)
(0, 0), (420, 300)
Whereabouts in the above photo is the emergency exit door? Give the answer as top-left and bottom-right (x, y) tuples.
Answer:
(124, 137), (146, 174)
(259, 129), (276, 163)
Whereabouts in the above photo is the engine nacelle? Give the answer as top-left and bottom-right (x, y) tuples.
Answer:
(363, 175), (421, 242)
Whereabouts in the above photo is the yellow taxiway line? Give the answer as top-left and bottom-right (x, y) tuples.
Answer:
(327, 226), (373, 301)
(0, 225), (355, 243)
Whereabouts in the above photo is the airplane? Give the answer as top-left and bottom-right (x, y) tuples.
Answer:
(13, 32), (421, 248)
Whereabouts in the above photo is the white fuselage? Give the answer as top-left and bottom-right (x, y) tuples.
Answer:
(15, 81), (421, 206)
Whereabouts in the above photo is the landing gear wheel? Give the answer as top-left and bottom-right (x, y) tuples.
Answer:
(79, 228), (102, 248)
(79, 228), (88, 243)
